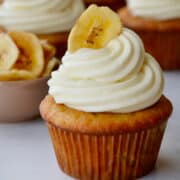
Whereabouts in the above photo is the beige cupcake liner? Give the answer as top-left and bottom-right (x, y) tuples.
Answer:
(47, 121), (167, 180)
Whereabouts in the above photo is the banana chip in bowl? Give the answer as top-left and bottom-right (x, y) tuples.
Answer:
(0, 31), (60, 122)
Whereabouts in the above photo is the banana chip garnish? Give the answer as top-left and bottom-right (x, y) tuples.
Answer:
(68, 5), (122, 52)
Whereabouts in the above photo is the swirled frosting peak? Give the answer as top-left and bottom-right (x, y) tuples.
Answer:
(127, 0), (180, 20)
(0, 0), (85, 34)
(48, 28), (164, 113)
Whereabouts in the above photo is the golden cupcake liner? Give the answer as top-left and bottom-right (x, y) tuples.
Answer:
(136, 31), (180, 70)
(47, 121), (167, 180)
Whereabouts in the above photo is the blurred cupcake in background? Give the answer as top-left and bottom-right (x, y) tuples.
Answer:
(118, 0), (180, 70)
(0, 0), (85, 58)
(84, 0), (125, 10)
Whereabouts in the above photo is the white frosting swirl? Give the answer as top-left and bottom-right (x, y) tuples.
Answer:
(127, 0), (180, 20)
(0, 0), (85, 34)
(48, 28), (164, 113)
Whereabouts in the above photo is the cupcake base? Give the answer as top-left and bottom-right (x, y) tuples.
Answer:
(47, 121), (167, 180)
(37, 32), (69, 59)
(118, 7), (180, 70)
(40, 95), (172, 180)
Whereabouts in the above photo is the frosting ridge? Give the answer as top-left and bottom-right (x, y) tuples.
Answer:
(48, 28), (164, 113)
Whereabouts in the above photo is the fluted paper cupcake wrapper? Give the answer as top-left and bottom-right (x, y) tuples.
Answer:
(47, 122), (167, 180)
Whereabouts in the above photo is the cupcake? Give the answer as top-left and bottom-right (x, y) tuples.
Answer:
(0, 31), (59, 122)
(84, 0), (125, 10)
(118, 0), (180, 70)
(0, 0), (85, 58)
(40, 5), (173, 180)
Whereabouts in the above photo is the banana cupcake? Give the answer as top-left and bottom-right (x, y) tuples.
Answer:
(0, 0), (85, 58)
(84, 0), (125, 10)
(118, 0), (180, 70)
(40, 5), (172, 180)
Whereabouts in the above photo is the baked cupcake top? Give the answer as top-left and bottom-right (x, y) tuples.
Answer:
(0, 0), (85, 34)
(127, 0), (180, 20)
(48, 5), (164, 113)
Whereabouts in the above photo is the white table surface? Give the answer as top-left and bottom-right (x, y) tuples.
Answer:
(0, 71), (179, 180)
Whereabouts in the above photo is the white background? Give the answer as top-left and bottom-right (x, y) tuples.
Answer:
(0, 72), (179, 180)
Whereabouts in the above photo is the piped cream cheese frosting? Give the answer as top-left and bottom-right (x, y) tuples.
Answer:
(0, 0), (85, 34)
(127, 0), (180, 20)
(48, 28), (164, 113)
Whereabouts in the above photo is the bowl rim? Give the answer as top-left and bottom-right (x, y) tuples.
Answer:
(0, 76), (50, 85)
